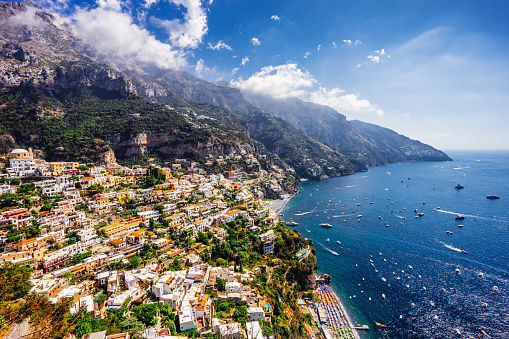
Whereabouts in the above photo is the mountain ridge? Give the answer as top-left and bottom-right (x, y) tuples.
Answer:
(0, 0), (450, 181)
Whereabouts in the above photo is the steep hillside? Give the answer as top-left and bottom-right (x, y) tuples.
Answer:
(122, 69), (360, 178)
(0, 2), (262, 165)
(242, 92), (452, 165)
(350, 120), (451, 162)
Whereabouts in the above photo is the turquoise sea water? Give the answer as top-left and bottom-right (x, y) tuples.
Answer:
(281, 151), (509, 338)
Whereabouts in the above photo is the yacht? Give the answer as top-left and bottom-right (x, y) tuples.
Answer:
(455, 184), (464, 189)
(320, 223), (332, 228)
(286, 220), (298, 226)
(337, 241), (341, 245)
(455, 215), (465, 220)
(486, 194), (500, 199)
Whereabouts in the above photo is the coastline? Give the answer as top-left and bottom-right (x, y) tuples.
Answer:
(266, 194), (294, 214)
(315, 276), (361, 339)
(276, 192), (362, 339)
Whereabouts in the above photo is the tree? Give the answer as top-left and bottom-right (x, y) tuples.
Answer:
(122, 316), (146, 337)
(131, 303), (158, 327)
(233, 305), (247, 324)
(216, 258), (227, 268)
(74, 310), (101, 338)
(62, 272), (77, 285)
(216, 277), (226, 292)
(10, 178), (20, 186)
(0, 262), (32, 302)
(129, 256), (141, 269)
(87, 183), (105, 196)
(154, 204), (164, 214)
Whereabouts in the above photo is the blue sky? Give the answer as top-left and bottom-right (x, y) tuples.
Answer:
(27, 0), (509, 149)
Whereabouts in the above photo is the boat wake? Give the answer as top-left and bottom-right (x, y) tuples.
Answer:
(435, 209), (508, 224)
(394, 215), (406, 219)
(441, 242), (462, 253)
(319, 243), (340, 256)
(434, 209), (462, 215)
(295, 211), (312, 216)
(345, 185), (357, 188)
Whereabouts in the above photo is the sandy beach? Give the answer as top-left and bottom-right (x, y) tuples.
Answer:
(315, 280), (361, 339)
(266, 194), (294, 214)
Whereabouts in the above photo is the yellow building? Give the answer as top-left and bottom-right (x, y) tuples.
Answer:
(8, 148), (33, 159)
(49, 162), (79, 175)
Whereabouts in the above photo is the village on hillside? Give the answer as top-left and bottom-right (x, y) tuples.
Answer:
(0, 148), (339, 339)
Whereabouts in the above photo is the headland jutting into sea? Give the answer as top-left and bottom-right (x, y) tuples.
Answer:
(280, 151), (509, 338)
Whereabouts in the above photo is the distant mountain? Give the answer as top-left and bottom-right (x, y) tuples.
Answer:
(241, 92), (452, 165)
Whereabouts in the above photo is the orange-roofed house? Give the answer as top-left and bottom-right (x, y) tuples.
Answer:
(17, 238), (39, 252)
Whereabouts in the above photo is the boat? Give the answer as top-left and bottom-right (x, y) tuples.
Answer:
(458, 224), (463, 227)
(455, 215), (465, 220)
(378, 216), (382, 219)
(414, 208), (419, 212)
(486, 194), (500, 199)
(456, 268), (460, 274)
(461, 250), (467, 254)
(446, 231), (453, 234)
(418, 212), (424, 216)
(455, 184), (464, 189)
(381, 294), (386, 299)
(337, 241), (341, 245)
(320, 223), (332, 228)
(442, 288), (446, 292)
(493, 286), (498, 292)
(376, 323), (386, 328)
(326, 238), (329, 242)
(356, 215), (362, 218)
(286, 220), (298, 226)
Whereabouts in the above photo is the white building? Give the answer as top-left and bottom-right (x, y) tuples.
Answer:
(178, 300), (197, 332)
(263, 242), (274, 255)
(246, 321), (263, 339)
(247, 307), (265, 321)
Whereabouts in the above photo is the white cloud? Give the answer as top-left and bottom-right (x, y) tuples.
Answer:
(250, 37), (261, 46)
(304, 52), (311, 59)
(342, 39), (352, 45)
(231, 67), (240, 75)
(195, 58), (204, 74)
(241, 56), (249, 66)
(354, 63), (362, 69)
(309, 87), (384, 117)
(8, 5), (46, 27)
(367, 55), (380, 63)
(150, 0), (208, 49)
(332, 42), (337, 48)
(231, 63), (317, 99)
(195, 58), (215, 75)
(354, 40), (362, 45)
(144, 0), (159, 8)
(317, 44), (321, 51)
(97, 0), (122, 11)
(207, 40), (232, 51)
(73, 4), (186, 69)
(271, 15), (280, 21)
(367, 48), (387, 63)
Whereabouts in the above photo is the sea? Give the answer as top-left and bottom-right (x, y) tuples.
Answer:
(281, 151), (509, 338)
